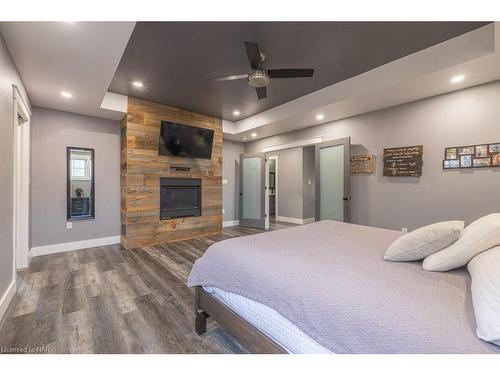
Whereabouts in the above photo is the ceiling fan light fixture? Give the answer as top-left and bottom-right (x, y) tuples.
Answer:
(248, 70), (270, 88)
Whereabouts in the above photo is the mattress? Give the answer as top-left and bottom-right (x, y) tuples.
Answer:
(204, 286), (331, 354)
(189, 220), (500, 353)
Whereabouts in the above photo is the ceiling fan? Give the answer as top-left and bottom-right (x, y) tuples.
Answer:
(208, 41), (314, 100)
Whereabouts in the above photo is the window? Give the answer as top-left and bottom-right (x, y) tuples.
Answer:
(70, 156), (91, 180)
(71, 159), (87, 178)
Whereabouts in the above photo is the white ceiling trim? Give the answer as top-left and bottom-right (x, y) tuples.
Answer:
(224, 23), (500, 142)
(261, 136), (323, 153)
(101, 91), (128, 114)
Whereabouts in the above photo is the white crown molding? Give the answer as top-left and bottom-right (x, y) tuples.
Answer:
(30, 236), (121, 257)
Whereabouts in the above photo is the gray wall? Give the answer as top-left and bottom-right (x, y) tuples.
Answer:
(0, 34), (30, 300)
(222, 140), (245, 222)
(269, 147), (304, 219)
(302, 146), (315, 219)
(247, 81), (500, 231)
(31, 107), (121, 247)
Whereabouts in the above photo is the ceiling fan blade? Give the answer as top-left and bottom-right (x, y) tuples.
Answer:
(268, 69), (314, 78)
(208, 74), (248, 82)
(255, 86), (267, 100)
(244, 41), (263, 70)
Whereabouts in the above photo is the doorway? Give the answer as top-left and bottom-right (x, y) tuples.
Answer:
(268, 156), (278, 221)
(315, 137), (351, 222)
(239, 152), (267, 229)
(13, 86), (31, 270)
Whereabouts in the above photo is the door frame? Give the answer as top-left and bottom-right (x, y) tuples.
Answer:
(267, 155), (278, 220)
(239, 153), (267, 229)
(315, 137), (351, 222)
(13, 85), (31, 270)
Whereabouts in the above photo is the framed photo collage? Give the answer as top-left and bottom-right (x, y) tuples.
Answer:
(443, 143), (500, 169)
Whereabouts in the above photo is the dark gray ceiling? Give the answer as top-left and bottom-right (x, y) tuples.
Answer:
(109, 22), (489, 120)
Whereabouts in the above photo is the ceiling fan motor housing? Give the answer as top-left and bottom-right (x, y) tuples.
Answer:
(248, 70), (270, 88)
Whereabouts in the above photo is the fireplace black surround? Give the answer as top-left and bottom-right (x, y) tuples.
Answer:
(160, 178), (202, 220)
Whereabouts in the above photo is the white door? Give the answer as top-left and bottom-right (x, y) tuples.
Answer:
(239, 153), (267, 229)
(315, 138), (351, 222)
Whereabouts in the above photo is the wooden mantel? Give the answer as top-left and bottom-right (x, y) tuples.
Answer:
(120, 97), (222, 249)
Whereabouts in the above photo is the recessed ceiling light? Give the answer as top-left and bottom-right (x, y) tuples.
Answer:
(132, 81), (144, 88)
(242, 137), (247, 141)
(233, 110), (240, 116)
(316, 113), (325, 121)
(251, 132), (257, 138)
(60, 91), (72, 98)
(451, 75), (465, 83)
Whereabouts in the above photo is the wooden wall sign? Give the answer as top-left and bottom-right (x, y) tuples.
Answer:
(443, 142), (500, 169)
(383, 145), (423, 177)
(351, 154), (375, 174)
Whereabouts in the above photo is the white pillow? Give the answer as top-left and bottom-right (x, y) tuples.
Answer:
(467, 246), (500, 346)
(384, 221), (463, 261)
(423, 213), (500, 272)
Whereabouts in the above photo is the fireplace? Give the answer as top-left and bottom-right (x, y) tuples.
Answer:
(160, 178), (202, 220)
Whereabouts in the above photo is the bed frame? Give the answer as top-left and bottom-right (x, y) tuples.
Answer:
(194, 286), (287, 354)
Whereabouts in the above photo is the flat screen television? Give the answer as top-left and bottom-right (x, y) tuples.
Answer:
(159, 121), (214, 159)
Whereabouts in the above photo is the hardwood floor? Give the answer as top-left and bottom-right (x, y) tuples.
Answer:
(0, 221), (294, 354)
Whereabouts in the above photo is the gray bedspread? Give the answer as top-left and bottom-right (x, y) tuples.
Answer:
(188, 220), (500, 353)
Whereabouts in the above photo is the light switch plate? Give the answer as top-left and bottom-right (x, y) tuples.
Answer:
(222, 179), (228, 185)
(66, 222), (73, 229)
(402, 227), (408, 233)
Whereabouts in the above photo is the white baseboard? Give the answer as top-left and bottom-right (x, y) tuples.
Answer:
(0, 280), (16, 325)
(223, 220), (240, 227)
(30, 235), (121, 257)
(276, 216), (315, 225)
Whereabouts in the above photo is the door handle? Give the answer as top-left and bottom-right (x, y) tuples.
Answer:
(343, 197), (349, 201)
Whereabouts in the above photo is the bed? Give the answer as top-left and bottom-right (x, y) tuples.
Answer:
(188, 220), (500, 354)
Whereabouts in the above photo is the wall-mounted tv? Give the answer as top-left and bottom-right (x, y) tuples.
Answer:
(159, 121), (214, 159)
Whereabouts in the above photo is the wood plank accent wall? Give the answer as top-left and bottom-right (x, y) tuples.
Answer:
(121, 97), (222, 249)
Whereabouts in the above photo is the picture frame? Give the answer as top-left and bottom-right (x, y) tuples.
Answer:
(460, 154), (472, 168)
(489, 144), (500, 154)
(475, 145), (489, 158)
(492, 153), (500, 167)
(445, 147), (457, 160)
(472, 157), (491, 168)
(443, 159), (460, 169)
(444, 142), (500, 170)
(458, 146), (474, 155)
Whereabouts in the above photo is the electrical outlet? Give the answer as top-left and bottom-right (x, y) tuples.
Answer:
(66, 221), (73, 229)
(402, 227), (408, 233)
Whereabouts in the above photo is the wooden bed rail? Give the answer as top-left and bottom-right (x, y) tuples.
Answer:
(194, 286), (287, 354)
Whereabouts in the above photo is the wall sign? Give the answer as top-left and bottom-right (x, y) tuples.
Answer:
(443, 143), (500, 169)
(351, 154), (375, 174)
(383, 145), (423, 177)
